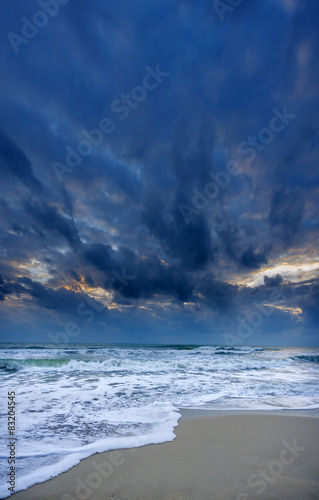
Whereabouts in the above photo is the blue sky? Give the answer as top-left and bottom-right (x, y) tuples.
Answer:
(0, 0), (318, 345)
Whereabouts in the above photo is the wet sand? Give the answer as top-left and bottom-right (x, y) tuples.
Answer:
(11, 413), (319, 500)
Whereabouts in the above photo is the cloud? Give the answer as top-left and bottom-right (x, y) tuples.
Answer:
(264, 274), (284, 287)
(141, 195), (214, 270)
(84, 242), (195, 302)
(198, 273), (238, 311)
(240, 245), (269, 269)
(24, 200), (82, 250)
(0, 0), (318, 344)
(1, 275), (104, 315)
(0, 133), (42, 192)
(268, 187), (305, 248)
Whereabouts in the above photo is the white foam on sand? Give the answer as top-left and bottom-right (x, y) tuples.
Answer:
(0, 404), (181, 498)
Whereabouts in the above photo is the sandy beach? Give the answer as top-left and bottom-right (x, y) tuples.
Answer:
(10, 412), (319, 500)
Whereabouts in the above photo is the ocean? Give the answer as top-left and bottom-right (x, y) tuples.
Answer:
(1, 343), (319, 497)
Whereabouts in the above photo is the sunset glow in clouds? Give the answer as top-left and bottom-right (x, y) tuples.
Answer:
(0, 0), (318, 345)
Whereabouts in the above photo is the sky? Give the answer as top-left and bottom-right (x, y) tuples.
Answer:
(0, 0), (318, 346)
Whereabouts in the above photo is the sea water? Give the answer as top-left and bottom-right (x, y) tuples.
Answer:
(0, 343), (318, 497)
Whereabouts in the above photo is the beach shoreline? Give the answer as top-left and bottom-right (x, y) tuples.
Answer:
(9, 410), (319, 500)
(2, 344), (318, 499)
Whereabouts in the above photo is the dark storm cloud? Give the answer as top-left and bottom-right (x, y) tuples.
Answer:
(197, 273), (238, 311)
(119, 256), (195, 303)
(264, 274), (284, 288)
(217, 223), (271, 269)
(84, 242), (195, 302)
(23, 199), (82, 250)
(0, 133), (42, 192)
(67, 270), (81, 282)
(268, 187), (305, 248)
(300, 280), (319, 323)
(83, 243), (114, 274)
(0, 0), (318, 343)
(0, 275), (25, 301)
(0, 274), (104, 314)
(141, 194), (214, 270)
(19, 276), (104, 314)
(239, 245), (269, 269)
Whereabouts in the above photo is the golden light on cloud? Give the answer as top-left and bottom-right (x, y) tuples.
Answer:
(138, 299), (174, 312)
(244, 262), (319, 287)
(264, 304), (304, 322)
(265, 304), (302, 315)
(231, 248), (319, 288)
(82, 286), (112, 306)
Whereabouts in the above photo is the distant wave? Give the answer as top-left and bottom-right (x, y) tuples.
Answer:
(154, 344), (198, 350)
(293, 355), (319, 363)
(0, 346), (268, 373)
(0, 358), (70, 371)
(195, 346), (264, 355)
